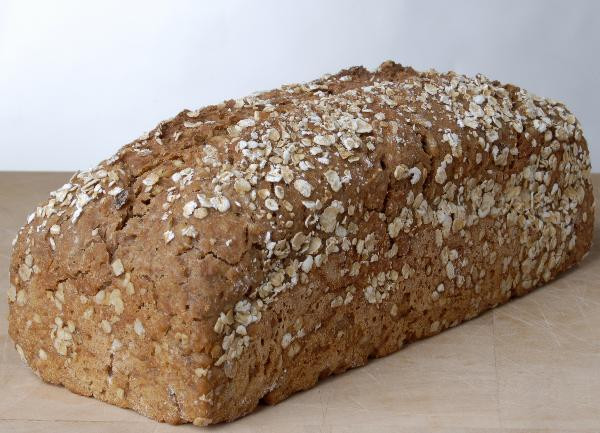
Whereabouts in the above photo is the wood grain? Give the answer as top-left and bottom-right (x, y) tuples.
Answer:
(1, 172), (599, 432)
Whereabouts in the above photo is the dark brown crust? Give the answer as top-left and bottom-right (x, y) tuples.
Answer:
(8, 61), (594, 425)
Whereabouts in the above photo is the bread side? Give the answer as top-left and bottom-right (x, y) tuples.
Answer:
(8, 62), (594, 425)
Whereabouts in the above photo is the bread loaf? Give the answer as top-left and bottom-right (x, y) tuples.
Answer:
(8, 62), (594, 425)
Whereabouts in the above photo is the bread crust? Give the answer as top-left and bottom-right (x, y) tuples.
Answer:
(8, 62), (594, 425)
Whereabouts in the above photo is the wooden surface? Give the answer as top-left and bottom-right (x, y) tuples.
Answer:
(1, 171), (599, 433)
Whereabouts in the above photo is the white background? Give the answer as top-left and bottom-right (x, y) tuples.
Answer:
(0, 0), (598, 171)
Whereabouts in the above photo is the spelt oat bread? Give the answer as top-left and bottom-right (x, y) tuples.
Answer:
(7, 61), (594, 425)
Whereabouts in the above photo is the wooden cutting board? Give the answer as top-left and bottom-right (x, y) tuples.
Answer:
(1, 172), (599, 433)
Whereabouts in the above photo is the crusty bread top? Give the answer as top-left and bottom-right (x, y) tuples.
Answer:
(9, 61), (593, 373)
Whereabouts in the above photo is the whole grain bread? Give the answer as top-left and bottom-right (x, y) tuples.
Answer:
(8, 61), (594, 425)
